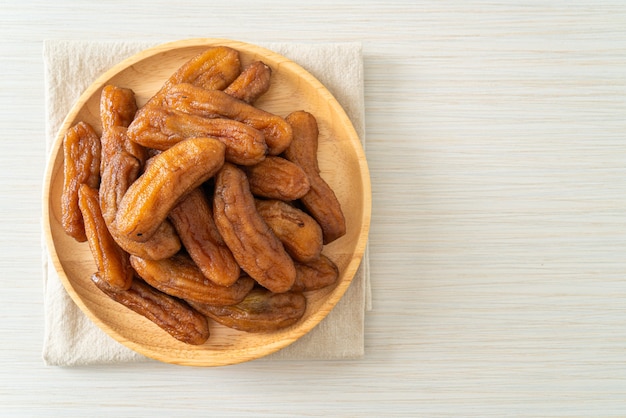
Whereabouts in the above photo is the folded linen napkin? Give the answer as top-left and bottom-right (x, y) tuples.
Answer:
(42, 40), (370, 366)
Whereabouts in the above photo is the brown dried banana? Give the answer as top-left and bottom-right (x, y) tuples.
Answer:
(165, 83), (292, 155)
(99, 151), (181, 260)
(92, 273), (210, 345)
(100, 85), (138, 131)
(78, 184), (133, 290)
(255, 199), (323, 263)
(291, 254), (339, 292)
(223, 60), (272, 104)
(127, 106), (266, 165)
(162, 46), (241, 92)
(115, 136), (225, 242)
(130, 254), (254, 306)
(213, 163), (296, 293)
(284, 111), (346, 244)
(169, 188), (240, 287)
(127, 46), (242, 140)
(189, 288), (306, 333)
(245, 156), (310, 200)
(61, 121), (101, 242)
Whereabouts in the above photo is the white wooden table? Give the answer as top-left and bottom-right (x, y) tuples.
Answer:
(3, 1), (626, 416)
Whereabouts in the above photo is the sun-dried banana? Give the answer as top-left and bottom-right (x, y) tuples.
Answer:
(130, 254), (254, 306)
(224, 60), (272, 104)
(245, 156), (310, 200)
(99, 86), (146, 170)
(255, 199), (323, 263)
(165, 83), (292, 155)
(92, 273), (210, 345)
(213, 163), (296, 293)
(61, 121), (101, 242)
(78, 184), (133, 290)
(127, 106), (266, 165)
(115, 136), (225, 242)
(189, 288), (306, 333)
(284, 111), (346, 244)
(126, 45), (242, 150)
(100, 85), (138, 131)
(99, 151), (181, 260)
(169, 188), (240, 286)
(162, 46), (241, 92)
(291, 254), (339, 292)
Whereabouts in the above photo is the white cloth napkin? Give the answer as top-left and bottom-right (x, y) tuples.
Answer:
(42, 40), (370, 366)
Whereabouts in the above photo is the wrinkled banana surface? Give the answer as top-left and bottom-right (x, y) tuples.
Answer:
(79, 184), (134, 291)
(165, 83), (293, 155)
(246, 156), (310, 200)
(213, 163), (297, 294)
(284, 111), (346, 244)
(224, 61), (272, 104)
(130, 254), (254, 306)
(115, 136), (225, 242)
(92, 273), (210, 345)
(61, 121), (101, 242)
(255, 199), (323, 263)
(189, 288), (306, 333)
(169, 188), (240, 287)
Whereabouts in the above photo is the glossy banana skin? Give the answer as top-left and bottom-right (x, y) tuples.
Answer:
(165, 83), (292, 155)
(189, 288), (306, 333)
(284, 111), (346, 244)
(213, 163), (297, 293)
(130, 254), (254, 306)
(115, 136), (225, 242)
(245, 156), (310, 200)
(92, 273), (210, 345)
(61, 121), (101, 242)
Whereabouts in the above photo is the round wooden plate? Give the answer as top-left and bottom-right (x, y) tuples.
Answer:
(43, 38), (371, 366)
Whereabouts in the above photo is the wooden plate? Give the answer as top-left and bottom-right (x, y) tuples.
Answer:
(42, 38), (371, 366)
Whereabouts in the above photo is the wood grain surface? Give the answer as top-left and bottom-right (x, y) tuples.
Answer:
(3, 0), (626, 416)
